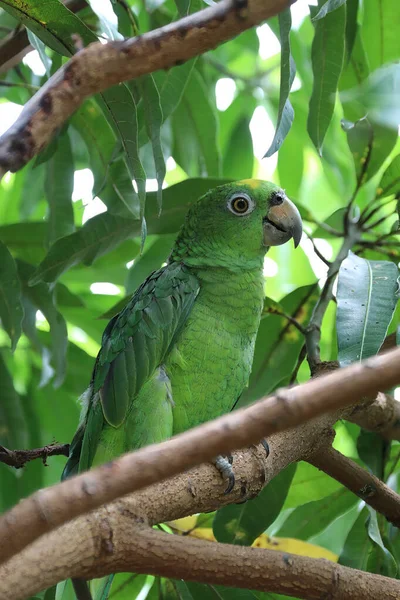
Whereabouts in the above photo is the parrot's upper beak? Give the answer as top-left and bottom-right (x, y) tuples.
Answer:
(263, 196), (303, 248)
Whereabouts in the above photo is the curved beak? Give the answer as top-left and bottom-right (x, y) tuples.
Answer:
(263, 196), (303, 248)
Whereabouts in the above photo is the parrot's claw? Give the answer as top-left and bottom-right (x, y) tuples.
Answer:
(213, 455), (235, 494)
(260, 438), (270, 457)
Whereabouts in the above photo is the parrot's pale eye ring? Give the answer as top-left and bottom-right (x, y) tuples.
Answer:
(227, 193), (255, 216)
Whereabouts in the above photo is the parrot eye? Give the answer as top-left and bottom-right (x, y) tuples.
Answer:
(270, 191), (285, 206)
(227, 193), (255, 216)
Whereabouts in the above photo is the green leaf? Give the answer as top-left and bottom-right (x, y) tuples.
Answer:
(357, 430), (389, 479)
(378, 154), (400, 199)
(362, 0), (400, 72)
(45, 131), (75, 245)
(0, 351), (27, 448)
(223, 118), (254, 179)
(339, 507), (371, 569)
(27, 30), (51, 76)
(140, 75), (166, 213)
(97, 85), (146, 217)
(18, 261), (68, 387)
(125, 235), (174, 294)
(341, 117), (397, 184)
(30, 178), (230, 284)
(265, 9), (295, 157)
(313, 0), (347, 21)
(284, 462), (341, 508)
(366, 507), (398, 577)
(307, 0), (346, 153)
(213, 463), (296, 545)
(337, 252), (399, 367)
(344, 0), (359, 60)
(241, 285), (318, 404)
(187, 582), (258, 600)
(0, 241), (23, 350)
(183, 70), (221, 176)
(275, 488), (358, 540)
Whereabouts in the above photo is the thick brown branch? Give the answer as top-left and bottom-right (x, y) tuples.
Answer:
(0, 0), (292, 174)
(0, 443), (70, 469)
(1, 439), (399, 600)
(1, 347), (400, 567)
(308, 445), (400, 527)
(346, 393), (400, 441)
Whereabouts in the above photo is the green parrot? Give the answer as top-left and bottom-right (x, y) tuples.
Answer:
(61, 179), (302, 599)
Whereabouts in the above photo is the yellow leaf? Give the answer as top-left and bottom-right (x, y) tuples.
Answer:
(252, 534), (338, 562)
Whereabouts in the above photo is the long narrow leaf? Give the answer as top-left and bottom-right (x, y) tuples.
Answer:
(265, 9), (295, 157)
(0, 240), (23, 351)
(307, 0), (346, 153)
(45, 132), (75, 245)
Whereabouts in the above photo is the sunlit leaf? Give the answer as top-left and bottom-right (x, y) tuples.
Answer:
(140, 75), (166, 213)
(362, 0), (400, 71)
(337, 252), (399, 367)
(307, 0), (346, 153)
(377, 154), (400, 199)
(0, 241), (23, 350)
(265, 9), (295, 157)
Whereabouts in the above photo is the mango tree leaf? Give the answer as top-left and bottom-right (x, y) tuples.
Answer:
(313, 0), (346, 21)
(0, 352), (27, 448)
(341, 117), (397, 184)
(377, 154), (400, 199)
(183, 70), (221, 177)
(18, 261), (68, 387)
(307, 0), (346, 153)
(27, 30), (51, 76)
(139, 75), (166, 213)
(45, 131), (75, 245)
(187, 583), (257, 600)
(0, 241), (23, 350)
(21, 296), (54, 388)
(339, 507), (371, 569)
(357, 429), (389, 480)
(362, 0), (400, 72)
(30, 178), (230, 285)
(241, 285), (318, 405)
(265, 9), (295, 157)
(125, 234), (175, 293)
(337, 252), (399, 366)
(344, 0), (359, 60)
(97, 85), (146, 217)
(223, 118), (254, 179)
(366, 507), (398, 577)
(275, 488), (358, 540)
(213, 463), (296, 545)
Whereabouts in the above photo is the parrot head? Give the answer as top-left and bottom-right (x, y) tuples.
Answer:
(172, 179), (303, 270)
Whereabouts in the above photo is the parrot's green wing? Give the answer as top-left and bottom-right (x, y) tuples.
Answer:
(63, 262), (199, 478)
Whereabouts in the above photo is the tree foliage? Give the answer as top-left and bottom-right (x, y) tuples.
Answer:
(0, 0), (399, 599)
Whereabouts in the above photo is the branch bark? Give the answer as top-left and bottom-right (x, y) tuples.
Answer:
(346, 393), (400, 441)
(0, 0), (293, 174)
(0, 443), (70, 468)
(308, 445), (400, 527)
(1, 346), (400, 567)
(1, 438), (399, 600)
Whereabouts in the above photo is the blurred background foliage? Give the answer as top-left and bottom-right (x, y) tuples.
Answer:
(0, 0), (400, 598)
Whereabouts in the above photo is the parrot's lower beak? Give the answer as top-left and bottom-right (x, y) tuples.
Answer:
(263, 197), (303, 248)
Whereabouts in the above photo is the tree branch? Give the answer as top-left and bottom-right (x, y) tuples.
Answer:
(1, 436), (399, 600)
(0, 443), (70, 469)
(308, 445), (400, 527)
(345, 393), (400, 441)
(0, 0), (293, 175)
(1, 347), (400, 567)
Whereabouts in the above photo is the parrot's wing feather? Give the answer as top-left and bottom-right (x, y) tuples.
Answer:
(93, 262), (199, 428)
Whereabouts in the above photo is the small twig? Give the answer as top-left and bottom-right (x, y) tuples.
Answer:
(0, 443), (70, 469)
(289, 343), (307, 385)
(270, 311), (307, 335)
(360, 196), (396, 227)
(309, 445), (400, 528)
(0, 80), (39, 91)
(304, 232), (331, 266)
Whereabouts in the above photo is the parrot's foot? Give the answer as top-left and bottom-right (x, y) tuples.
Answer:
(213, 455), (235, 494)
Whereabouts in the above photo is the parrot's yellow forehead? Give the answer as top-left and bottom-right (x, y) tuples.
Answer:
(237, 179), (263, 190)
